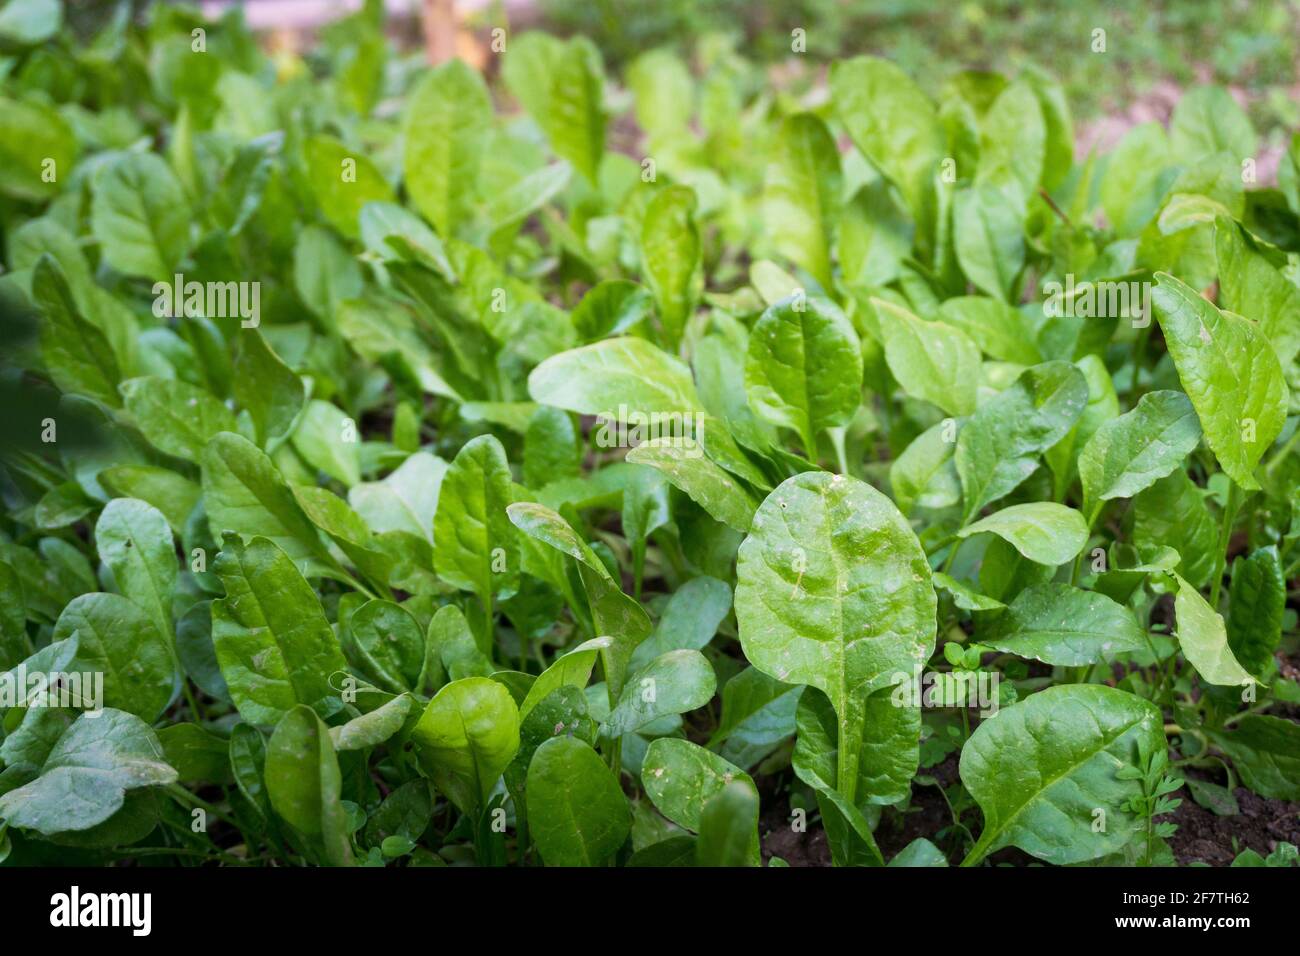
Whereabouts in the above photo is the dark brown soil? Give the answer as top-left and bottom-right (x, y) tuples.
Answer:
(758, 750), (1300, 867)
(1168, 770), (1300, 866)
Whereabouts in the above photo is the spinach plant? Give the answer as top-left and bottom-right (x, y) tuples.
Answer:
(0, 0), (1296, 868)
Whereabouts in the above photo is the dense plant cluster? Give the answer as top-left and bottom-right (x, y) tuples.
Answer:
(0, 0), (1297, 867)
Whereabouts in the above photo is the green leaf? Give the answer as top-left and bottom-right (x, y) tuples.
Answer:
(954, 184), (1024, 301)
(641, 738), (754, 833)
(425, 603), (495, 686)
(266, 705), (353, 866)
(33, 256), (121, 408)
(960, 684), (1164, 865)
(0, 95), (76, 201)
(793, 684), (918, 809)
(1078, 390), (1202, 523)
(526, 735), (629, 866)
(933, 572), (1006, 611)
(695, 781), (761, 867)
(350, 600), (424, 693)
(600, 649), (716, 739)
(935, 296), (1042, 366)
(349, 451), (445, 541)
(412, 676), (520, 816)
(1133, 469), (1217, 588)
(158, 723), (234, 784)
(980, 582), (1147, 666)
(330, 694), (415, 752)
(763, 113), (841, 291)
(890, 419), (961, 516)
(1151, 272), (1286, 490)
(831, 56), (942, 224)
(523, 406), (582, 490)
(121, 376), (238, 460)
(976, 80), (1045, 210)
(547, 36), (608, 176)
(1226, 546), (1284, 679)
(1215, 217), (1300, 368)
(233, 329), (304, 446)
(433, 435), (519, 603)
(403, 59), (493, 237)
(518, 636), (609, 720)
(304, 134), (394, 239)
(100, 466), (200, 535)
(529, 337), (701, 417)
(212, 534), (349, 725)
(95, 498), (176, 645)
(736, 471), (935, 804)
(54, 592), (173, 721)
(875, 298), (981, 416)
(956, 361), (1088, 521)
(958, 502), (1088, 566)
(1171, 572), (1255, 688)
(1208, 715), (1300, 801)
(640, 185), (701, 348)
(202, 432), (330, 567)
(626, 437), (758, 532)
(0, 710), (176, 836)
(1169, 85), (1256, 160)
(90, 153), (190, 281)
(291, 400), (361, 487)
(744, 296), (863, 457)
(507, 502), (651, 701)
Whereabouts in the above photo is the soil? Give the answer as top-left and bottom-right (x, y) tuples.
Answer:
(1168, 768), (1300, 866)
(758, 733), (1300, 868)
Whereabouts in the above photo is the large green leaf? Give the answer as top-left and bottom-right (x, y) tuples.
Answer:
(211, 534), (348, 725)
(90, 153), (190, 281)
(1077, 390), (1202, 523)
(960, 685), (1164, 865)
(640, 185), (701, 349)
(0, 709), (175, 836)
(956, 361), (1088, 522)
(764, 113), (840, 291)
(980, 583), (1147, 666)
(121, 376), (237, 460)
(1151, 272), (1286, 490)
(744, 297), (862, 457)
(1208, 715), (1300, 801)
(957, 503), (1088, 567)
(1226, 546), (1284, 679)
(1171, 572), (1255, 688)
(831, 56), (942, 225)
(529, 338), (701, 417)
(403, 59), (493, 237)
(599, 649), (716, 739)
(736, 471), (935, 804)
(432, 435), (519, 605)
(95, 498), (176, 645)
(266, 705), (353, 866)
(641, 738), (754, 832)
(526, 735), (628, 868)
(875, 298), (980, 416)
(33, 256), (121, 408)
(54, 592), (173, 721)
(202, 432), (331, 567)
(625, 437), (757, 532)
(411, 676), (520, 816)
(954, 184), (1024, 301)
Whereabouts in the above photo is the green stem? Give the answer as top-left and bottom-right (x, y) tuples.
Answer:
(941, 537), (963, 575)
(1209, 480), (1241, 609)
